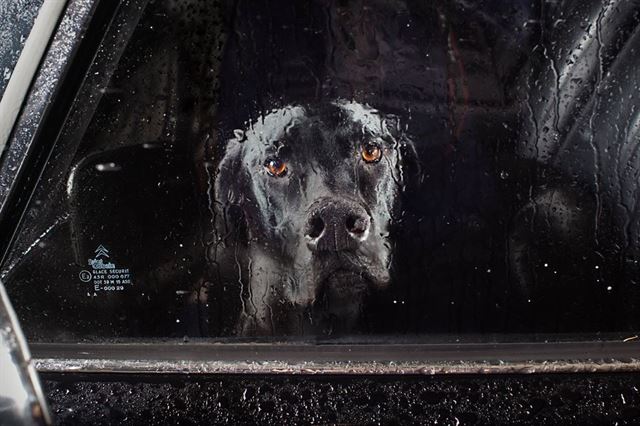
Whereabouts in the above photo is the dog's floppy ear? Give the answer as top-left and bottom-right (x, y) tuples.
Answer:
(384, 114), (421, 194)
(214, 132), (253, 243)
(397, 133), (421, 194)
(215, 133), (245, 204)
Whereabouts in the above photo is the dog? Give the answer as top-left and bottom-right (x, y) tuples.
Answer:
(212, 99), (417, 335)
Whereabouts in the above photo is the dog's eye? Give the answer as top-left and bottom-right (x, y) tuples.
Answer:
(264, 158), (287, 177)
(361, 143), (382, 163)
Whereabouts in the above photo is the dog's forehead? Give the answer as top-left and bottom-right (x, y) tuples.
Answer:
(332, 100), (388, 136)
(233, 101), (392, 156)
(241, 105), (308, 146)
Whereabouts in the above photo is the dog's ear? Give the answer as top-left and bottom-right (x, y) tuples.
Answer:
(397, 134), (421, 194)
(214, 133), (253, 243)
(215, 134), (244, 204)
(383, 114), (421, 194)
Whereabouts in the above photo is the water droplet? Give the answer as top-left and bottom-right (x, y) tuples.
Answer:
(95, 162), (122, 172)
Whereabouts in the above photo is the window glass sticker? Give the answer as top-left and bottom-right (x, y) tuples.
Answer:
(80, 245), (133, 293)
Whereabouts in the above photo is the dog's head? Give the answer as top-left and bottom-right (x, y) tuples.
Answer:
(215, 99), (417, 312)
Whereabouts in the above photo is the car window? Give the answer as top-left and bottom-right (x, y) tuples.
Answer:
(2, 0), (640, 344)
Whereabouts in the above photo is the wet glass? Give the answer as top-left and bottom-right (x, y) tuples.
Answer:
(2, 0), (640, 342)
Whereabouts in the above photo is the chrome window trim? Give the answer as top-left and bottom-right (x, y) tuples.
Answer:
(0, 280), (51, 424)
(30, 340), (640, 375)
(0, 0), (67, 150)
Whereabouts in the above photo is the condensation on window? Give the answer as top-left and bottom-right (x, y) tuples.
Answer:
(2, 0), (640, 342)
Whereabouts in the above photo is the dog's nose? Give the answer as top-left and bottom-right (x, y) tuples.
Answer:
(305, 198), (371, 252)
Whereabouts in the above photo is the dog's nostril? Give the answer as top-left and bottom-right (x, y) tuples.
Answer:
(346, 215), (368, 235)
(308, 217), (325, 239)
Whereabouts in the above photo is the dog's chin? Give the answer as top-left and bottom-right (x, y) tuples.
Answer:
(314, 264), (390, 300)
(285, 252), (390, 307)
(316, 251), (389, 283)
(322, 269), (370, 296)
(305, 268), (388, 334)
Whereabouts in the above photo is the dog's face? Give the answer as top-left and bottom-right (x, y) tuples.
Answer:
(215, 100), (416, 321)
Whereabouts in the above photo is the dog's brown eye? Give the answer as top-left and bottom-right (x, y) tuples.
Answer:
(264, 158), (287, 177)
(361, 144), (382, 163)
